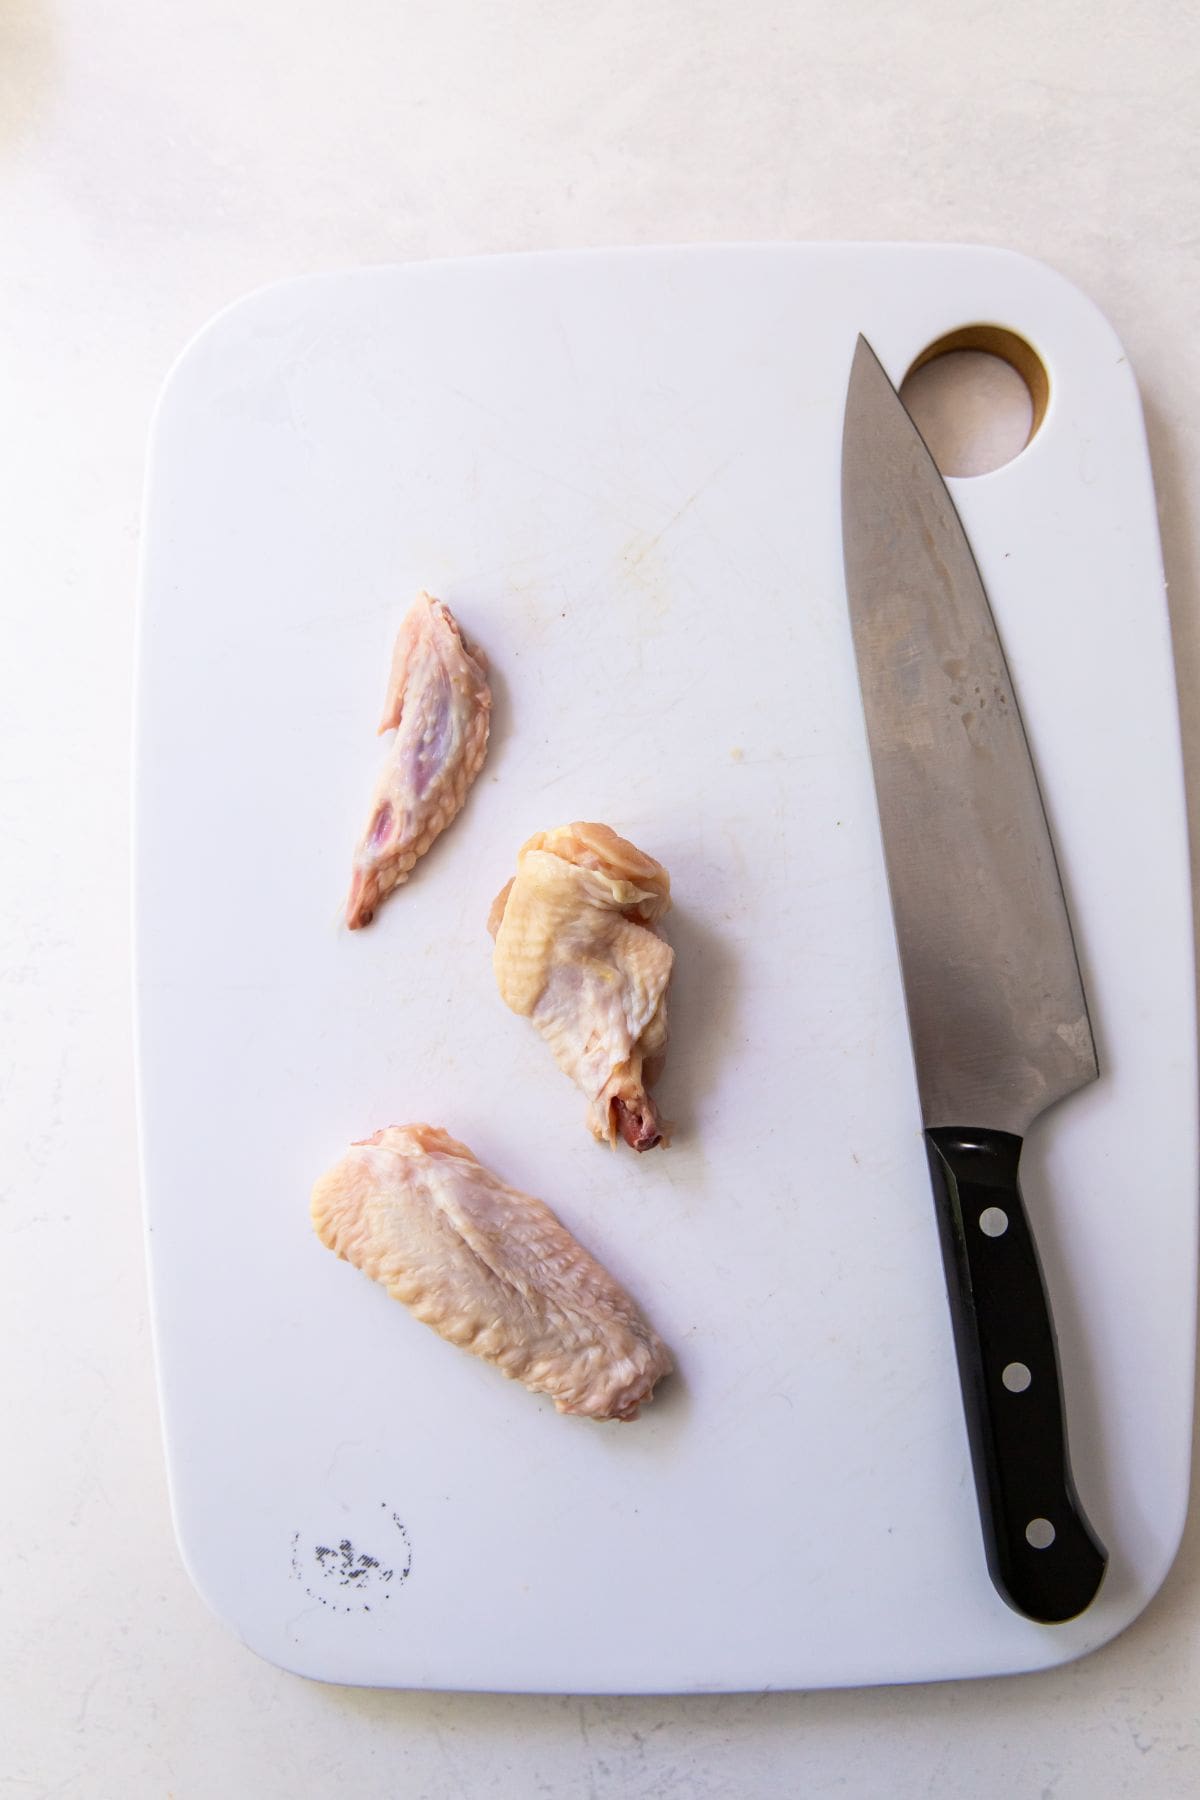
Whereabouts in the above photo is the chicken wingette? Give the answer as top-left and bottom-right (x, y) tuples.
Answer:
(311, 1125), (673, 1420)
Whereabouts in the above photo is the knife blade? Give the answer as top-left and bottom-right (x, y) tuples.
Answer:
(840, 334), (1107, 1623)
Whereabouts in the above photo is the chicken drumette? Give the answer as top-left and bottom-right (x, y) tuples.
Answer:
(489, 823), (674, 1151)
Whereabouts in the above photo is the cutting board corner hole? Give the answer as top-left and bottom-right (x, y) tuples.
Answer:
(900, 326), (1049, 479)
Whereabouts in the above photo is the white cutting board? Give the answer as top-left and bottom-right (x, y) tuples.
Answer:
(135, 245), (1196, 1691)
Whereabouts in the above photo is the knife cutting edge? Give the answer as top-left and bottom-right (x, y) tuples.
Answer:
(840, 334), (1108, 1623)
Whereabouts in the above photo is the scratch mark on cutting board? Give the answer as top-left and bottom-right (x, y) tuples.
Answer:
(623, 459), (734, 570)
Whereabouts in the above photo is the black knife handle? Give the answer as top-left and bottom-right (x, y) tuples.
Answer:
(924, 1127), (1107, 1622)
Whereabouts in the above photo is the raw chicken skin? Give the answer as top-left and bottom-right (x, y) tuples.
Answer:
(346, 592), (491, 927)
(311, 1125), (673, 1421)
(490, 823), (674, 1151)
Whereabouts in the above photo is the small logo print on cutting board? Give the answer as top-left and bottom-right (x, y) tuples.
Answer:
(290, 1505), (412, 1613)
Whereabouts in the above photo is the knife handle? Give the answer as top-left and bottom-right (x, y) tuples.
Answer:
(924, 1126), (1107, 1623)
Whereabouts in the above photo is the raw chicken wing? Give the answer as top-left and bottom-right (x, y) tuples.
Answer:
(490, 823), (674, 1151)
(346, 592), (491, 928)
(311, 1125), (673, 1420)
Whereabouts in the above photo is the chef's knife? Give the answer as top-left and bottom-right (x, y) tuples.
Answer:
(840, 335), (1107, 1623)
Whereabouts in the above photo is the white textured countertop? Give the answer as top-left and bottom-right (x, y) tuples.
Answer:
(3, 2), (1198, 1793)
